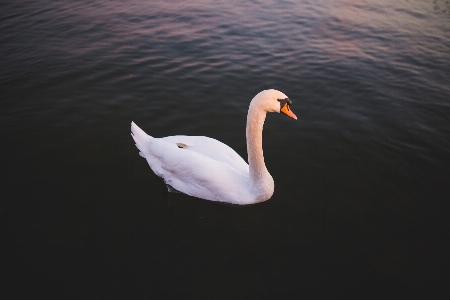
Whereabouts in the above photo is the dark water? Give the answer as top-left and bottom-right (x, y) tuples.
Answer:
(1, 0), (449, 298)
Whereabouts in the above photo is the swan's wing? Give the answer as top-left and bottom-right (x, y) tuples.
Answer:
(160, 147), (252, 204)
(159, 135), (249, 175)
(131, 122), (252, 204)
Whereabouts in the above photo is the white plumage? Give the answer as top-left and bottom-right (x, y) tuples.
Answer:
(131, 89), (296, 205)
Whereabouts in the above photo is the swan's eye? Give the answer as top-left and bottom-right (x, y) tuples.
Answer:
(278, 98), (292, 112)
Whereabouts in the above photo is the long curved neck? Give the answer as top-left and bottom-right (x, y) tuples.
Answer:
(246, 101), (269, 182)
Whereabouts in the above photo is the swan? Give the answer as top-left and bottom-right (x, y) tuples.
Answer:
(131, 89), (297, 205)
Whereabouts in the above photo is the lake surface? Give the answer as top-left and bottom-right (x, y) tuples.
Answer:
(1, 0), (449, 298)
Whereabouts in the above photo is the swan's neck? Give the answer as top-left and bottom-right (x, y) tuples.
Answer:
(246, 102), (270, 182)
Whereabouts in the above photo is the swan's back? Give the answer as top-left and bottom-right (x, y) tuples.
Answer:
(131, 122), (253, 204)
(160, 135), (249, 175)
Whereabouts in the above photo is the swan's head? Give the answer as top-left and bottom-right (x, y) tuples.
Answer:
(252, 89), (297, 120)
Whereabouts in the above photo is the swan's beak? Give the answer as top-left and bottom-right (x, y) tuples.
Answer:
(281, 104), (297, 120)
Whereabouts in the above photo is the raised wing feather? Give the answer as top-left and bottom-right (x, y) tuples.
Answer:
(159, 135), (249, 175)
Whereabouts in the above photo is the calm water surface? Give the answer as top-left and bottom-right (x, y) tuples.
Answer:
(1, 0), (449, 298)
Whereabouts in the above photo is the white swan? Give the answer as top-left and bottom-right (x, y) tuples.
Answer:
(131, 89), (296, 205)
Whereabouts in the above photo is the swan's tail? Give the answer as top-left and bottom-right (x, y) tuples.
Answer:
(131, 121), (153, 158)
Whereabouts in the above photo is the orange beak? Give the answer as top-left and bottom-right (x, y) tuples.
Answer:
(281, 104), (297, 120)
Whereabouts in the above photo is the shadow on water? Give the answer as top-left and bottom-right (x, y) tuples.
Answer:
(162, 181), (174, 229)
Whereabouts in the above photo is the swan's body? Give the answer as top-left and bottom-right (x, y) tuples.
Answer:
(131, 89), (296, 205)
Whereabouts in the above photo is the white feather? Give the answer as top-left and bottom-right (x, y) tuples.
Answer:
(131, 89), (296, 205)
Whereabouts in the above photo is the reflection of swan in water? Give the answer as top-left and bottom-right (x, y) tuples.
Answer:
(131, 89), (297, 205)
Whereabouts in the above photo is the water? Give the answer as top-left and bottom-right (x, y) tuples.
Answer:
(1, 0), (449, 298)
